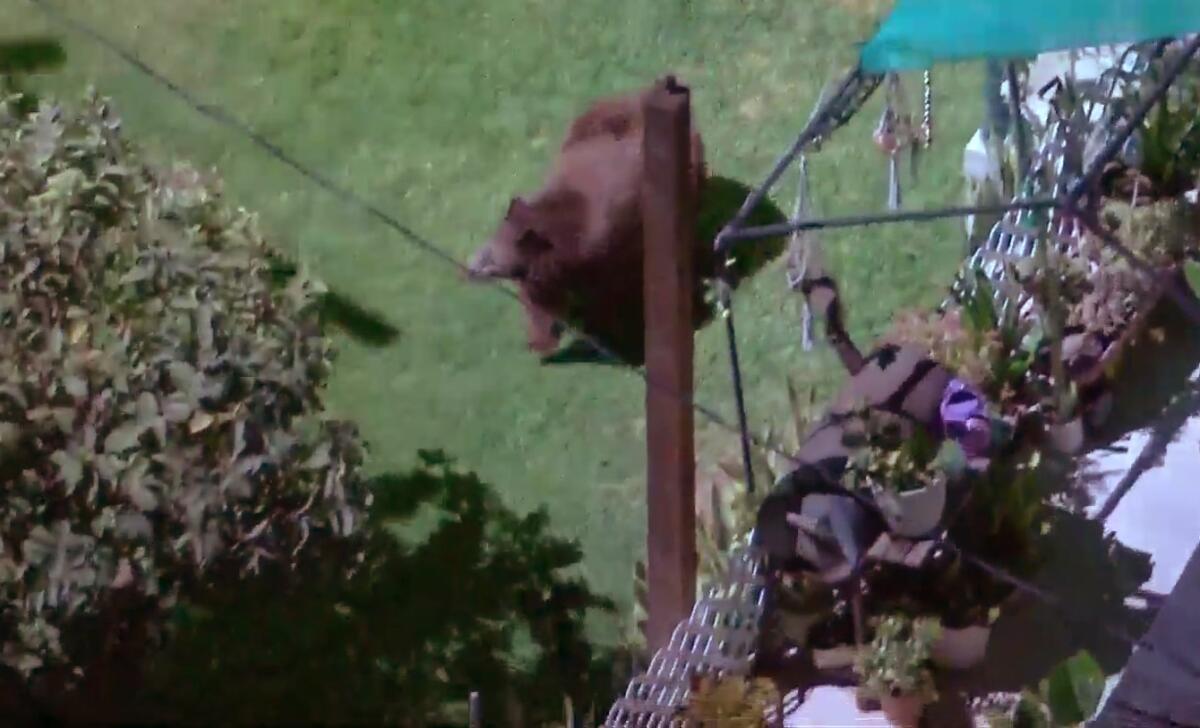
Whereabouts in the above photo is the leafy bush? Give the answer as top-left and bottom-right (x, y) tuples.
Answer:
(133, 452), (621, 726)
(0, 91), (370, 677)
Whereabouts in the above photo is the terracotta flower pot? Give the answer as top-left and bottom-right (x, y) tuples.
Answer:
(1048, 416), (1085, 455)
(876, 477), (946, 537)
(880, 692), (926, 727)
(855, 686), (880, 712)
(931, 623), (991, 670)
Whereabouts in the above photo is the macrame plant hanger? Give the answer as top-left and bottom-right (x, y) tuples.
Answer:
(873, 71), (932, 209)
(788, 155), (820, 351)
(923, 69), (934, 151)
(787, 87), (831, 352)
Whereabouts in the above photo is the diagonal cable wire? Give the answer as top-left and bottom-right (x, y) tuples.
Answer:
(25, 0), (810, 468)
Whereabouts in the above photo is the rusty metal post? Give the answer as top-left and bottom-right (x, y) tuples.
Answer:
(641, 75), (698, 651)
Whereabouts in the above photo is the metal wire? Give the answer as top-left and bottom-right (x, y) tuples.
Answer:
(25, 0), (818, 476)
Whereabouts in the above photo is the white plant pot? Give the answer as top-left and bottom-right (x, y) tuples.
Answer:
(811, 643), (858, 670)
(1049, 417), (1085, 455)
(932, 623), (992, 670)
(876, 478), (946, 538)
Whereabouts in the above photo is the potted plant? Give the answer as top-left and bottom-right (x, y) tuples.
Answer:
(684, 673), (780, 726)
(1026, 370), (1084, 455)
(1046, 383), (1084, 455)
(841, 412), (951, 538)
(854, 615), (941, 727)
(889, 547), (1001, 671)
(931, 594), (999, 671)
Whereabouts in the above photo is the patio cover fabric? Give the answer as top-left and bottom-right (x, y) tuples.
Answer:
(860, 0), (1200, 72)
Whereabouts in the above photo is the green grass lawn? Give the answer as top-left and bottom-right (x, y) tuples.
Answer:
(5, 0), (983, 645)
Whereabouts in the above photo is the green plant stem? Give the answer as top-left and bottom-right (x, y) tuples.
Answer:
(1034, 227), (1071, 418)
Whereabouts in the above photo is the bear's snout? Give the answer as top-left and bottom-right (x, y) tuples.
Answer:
(464, 248), (498, 281)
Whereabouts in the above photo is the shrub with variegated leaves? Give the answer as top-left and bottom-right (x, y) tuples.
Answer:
(0, 91), (370, 676)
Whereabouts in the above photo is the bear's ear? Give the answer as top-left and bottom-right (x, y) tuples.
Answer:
(505, 197), (534, 224)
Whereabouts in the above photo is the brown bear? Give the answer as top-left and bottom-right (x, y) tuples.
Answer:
(559, 85), (707, 186)
(465, 83), (709, 362)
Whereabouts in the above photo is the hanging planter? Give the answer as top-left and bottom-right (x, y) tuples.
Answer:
(839, 410), (959, 539)
(1043, 384), (1085, 455)
(874, 476), (947, 538)
(931, 622), (992, 670)
(1047, 415), (1085, 455)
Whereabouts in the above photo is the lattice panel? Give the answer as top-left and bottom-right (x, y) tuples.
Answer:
(604, 546), (769, 727)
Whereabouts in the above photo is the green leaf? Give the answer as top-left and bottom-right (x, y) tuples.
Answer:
(162, 395), (193, 423)
(168, 361), (198, 392)
(62, 375), (87, 399)
(195, 304), (215, 352)
(121, 460), (157, 512)
(1045, 651), (1105, 725)
(103, 422), (143, 453)
(1185, 261), (1200, 295)
(135, 392), (159, 426)
(50, 450), (83, 491)
(51, 408), (75, 434)
(935, 440), (968, 479)
(0, 422), (20, 448)
(303, 442), (332, 470)
(114, 512), (153, 540)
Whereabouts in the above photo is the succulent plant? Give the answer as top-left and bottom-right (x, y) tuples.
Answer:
(854, 614), (940, 702)
(839, 408), (959, 495)
(0, 91), (370, 677)
(683, 674), (780, 727)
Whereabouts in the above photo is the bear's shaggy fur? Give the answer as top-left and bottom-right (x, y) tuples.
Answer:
(466, 83), (710, 362)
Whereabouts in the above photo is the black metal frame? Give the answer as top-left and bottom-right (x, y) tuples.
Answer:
(716, 34), (1200, 495)
(718, 34), (1200, 286)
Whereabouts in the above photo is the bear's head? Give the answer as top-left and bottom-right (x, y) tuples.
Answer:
(465, 197), (553, 282)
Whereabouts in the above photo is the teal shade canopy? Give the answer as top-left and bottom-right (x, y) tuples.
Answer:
(860, 0), (1200, 72)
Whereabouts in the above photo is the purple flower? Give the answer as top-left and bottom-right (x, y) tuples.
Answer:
(940, 378), (992, 458)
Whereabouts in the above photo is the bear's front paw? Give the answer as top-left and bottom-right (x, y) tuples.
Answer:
(527, 332), (560, 355)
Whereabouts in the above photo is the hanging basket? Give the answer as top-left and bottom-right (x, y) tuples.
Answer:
(874, 477), (947, 538)
(1047, 416), (1085, 455)
(931, 623), (991, 670)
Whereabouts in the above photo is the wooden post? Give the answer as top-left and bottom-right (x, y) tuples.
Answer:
(468, 691), (482, 728)
(642, 75), (698, 651)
